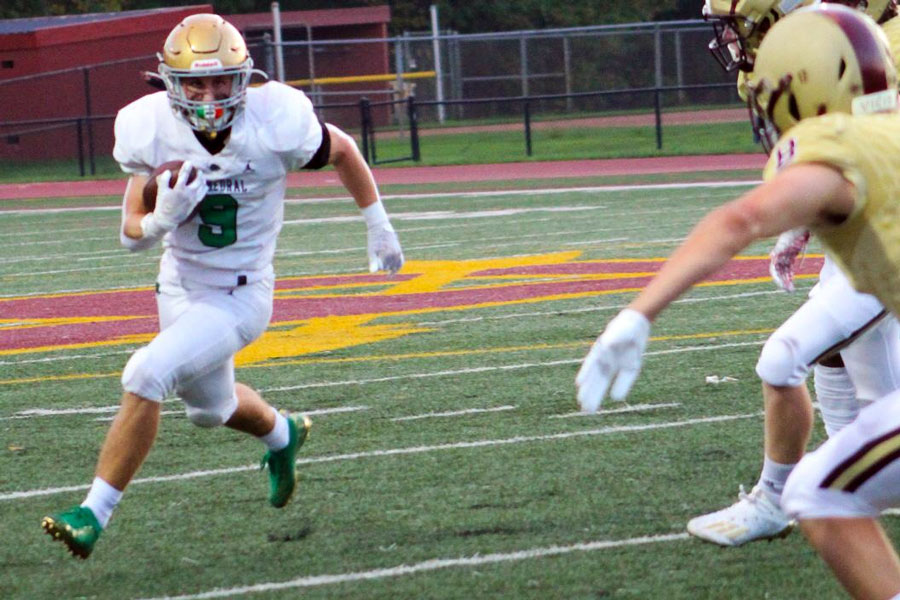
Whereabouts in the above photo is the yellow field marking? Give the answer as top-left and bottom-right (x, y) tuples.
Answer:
(0, 286), (153, 303)
(0, 327), (774, 387)
(0, 334), (154, 358)
(284, 70), (436, 87)
(0, 316), (147, 331)
(1, 251), (812, 366)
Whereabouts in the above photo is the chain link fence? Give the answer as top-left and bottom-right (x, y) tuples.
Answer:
(0, 19), (742, 174)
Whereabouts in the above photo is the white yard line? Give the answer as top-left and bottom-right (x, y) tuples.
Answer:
(260, 341), (765, 393)
(391, 405), (516, 422)
(0, 412), (759, 502)
(413, 287), (812, 326)
(0, 181), (758, 218)
(137, 533), (690, 600)
(550, 402), (681, 419)
(2, 340), (765, 420)
(2, 403), (368, 422)
(92, 405), (370, 423)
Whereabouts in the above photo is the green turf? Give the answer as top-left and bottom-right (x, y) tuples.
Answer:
(0, 181), (859, 599)
(0, 117), (759, 184)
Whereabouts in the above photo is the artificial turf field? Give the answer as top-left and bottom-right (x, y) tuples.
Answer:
(0, 178), (865, 599)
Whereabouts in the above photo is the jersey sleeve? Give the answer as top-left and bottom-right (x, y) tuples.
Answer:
(763, 115), (866, 218)
(112, 95), (159, 177)
(254, 82), (324, 168)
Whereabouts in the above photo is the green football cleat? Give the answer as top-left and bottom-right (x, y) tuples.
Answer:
(41, 505), (102, 559)
(260, 412), (311, 508)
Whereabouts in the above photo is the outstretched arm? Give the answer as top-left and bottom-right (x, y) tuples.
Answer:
(576, 163), (856, 412)
(327, 123), (404, 274)
(630, 163), (854, 320)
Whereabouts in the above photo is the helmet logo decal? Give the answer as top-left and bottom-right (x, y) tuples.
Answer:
(191, 59), (224, 69)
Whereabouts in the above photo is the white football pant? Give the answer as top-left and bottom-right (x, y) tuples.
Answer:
(783, 392), (900, 519)
(121, 274), (274, 427)
(756, 265), (900, 401)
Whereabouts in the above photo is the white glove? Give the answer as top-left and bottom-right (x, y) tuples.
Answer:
(141, 161), (208, 239)
(575, 309), (651, 413)
(362, 201), (404, 274)
(367, 226), (404, 274)
(768, 228), (810, 292)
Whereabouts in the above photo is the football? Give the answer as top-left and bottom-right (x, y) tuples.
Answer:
(142, 160), (199, 212)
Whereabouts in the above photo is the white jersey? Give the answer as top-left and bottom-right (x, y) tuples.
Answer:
(113, 82), (323, 287)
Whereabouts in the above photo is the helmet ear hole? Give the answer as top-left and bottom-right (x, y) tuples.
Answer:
(838, 58), (846, 80)
(789, 94), (802, 121)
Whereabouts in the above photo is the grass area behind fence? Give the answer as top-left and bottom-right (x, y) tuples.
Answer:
(0, 119), (760, 184)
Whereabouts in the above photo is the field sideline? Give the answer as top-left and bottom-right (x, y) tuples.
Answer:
(0, 174), (863, 599)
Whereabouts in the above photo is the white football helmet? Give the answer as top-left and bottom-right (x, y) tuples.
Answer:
(746, 4), (898, 152)
(158, 14), (262, 134)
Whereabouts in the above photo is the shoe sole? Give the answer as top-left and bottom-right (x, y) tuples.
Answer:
(687, 521), (795, 547)
(41, 516), (92, 559)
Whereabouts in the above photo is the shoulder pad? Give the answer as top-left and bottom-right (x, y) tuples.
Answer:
(113, 93), (168, 175)
(248, 82), (318, 153)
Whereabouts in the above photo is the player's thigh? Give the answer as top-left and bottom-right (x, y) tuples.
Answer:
(842, 316), (900, 402)
(127, 281), (271, 398)
(783, 393), (900, 518)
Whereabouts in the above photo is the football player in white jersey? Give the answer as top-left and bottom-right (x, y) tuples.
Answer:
(40, 13), (404, 559)
(577, 6), (900, 596)
(684, 0), (900, 548)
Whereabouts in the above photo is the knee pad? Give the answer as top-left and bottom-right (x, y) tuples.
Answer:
(183, 394), (238, 428)
(756, 336), (808, 387)
(121, 347), (169, 401)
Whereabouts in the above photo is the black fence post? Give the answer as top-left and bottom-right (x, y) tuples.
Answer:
(407, 96), (420, 162)
(359, 97), (371, 164)
(82, 67), (96, 175)
(524, 100), (533, 157)
(654, 88), (663, 150)
(76, 118), (85, 177)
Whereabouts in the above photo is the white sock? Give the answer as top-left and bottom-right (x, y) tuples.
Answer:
(757, 456), (795, 506)
(814, 364), (859, 437)
(259, 408), (290, 451)
(81, 476), (123, 529)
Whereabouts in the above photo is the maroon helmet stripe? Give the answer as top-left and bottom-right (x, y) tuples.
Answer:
(820, 5), (888, 94)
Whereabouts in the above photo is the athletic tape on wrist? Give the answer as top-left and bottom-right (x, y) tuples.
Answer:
(361, 200), (393, 231)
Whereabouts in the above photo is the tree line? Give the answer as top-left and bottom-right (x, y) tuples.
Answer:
(1, 0), (700, 33)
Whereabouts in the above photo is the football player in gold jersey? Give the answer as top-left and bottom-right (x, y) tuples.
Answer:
(686, 0), (900, 548)
(576, 5), (900, 598)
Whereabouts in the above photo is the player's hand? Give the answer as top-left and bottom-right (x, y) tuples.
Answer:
(769, 228), (810, 292)
(575, 309), (651, 413)
(367, 226), (404, 274)
(154, 161), (208, 231)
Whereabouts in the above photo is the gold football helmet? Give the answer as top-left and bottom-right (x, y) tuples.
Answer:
(158, 14), (258, 134)
(826, 0), (898, 23)
(703, 0), (819, 72)
(747, 4), (898, 152)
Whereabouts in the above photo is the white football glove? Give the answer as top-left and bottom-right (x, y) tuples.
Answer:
(769, 228), (810, 292)
(361, 200), (404, 274)
(141, 161), (208, 239)
(367, 226), (404, 274)
(575, 308), (651, 413)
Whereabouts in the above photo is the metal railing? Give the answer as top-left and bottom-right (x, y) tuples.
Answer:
(0, 80), (744, 175)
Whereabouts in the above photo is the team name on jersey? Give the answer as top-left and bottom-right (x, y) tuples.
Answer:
(207, 178), (249, 194)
